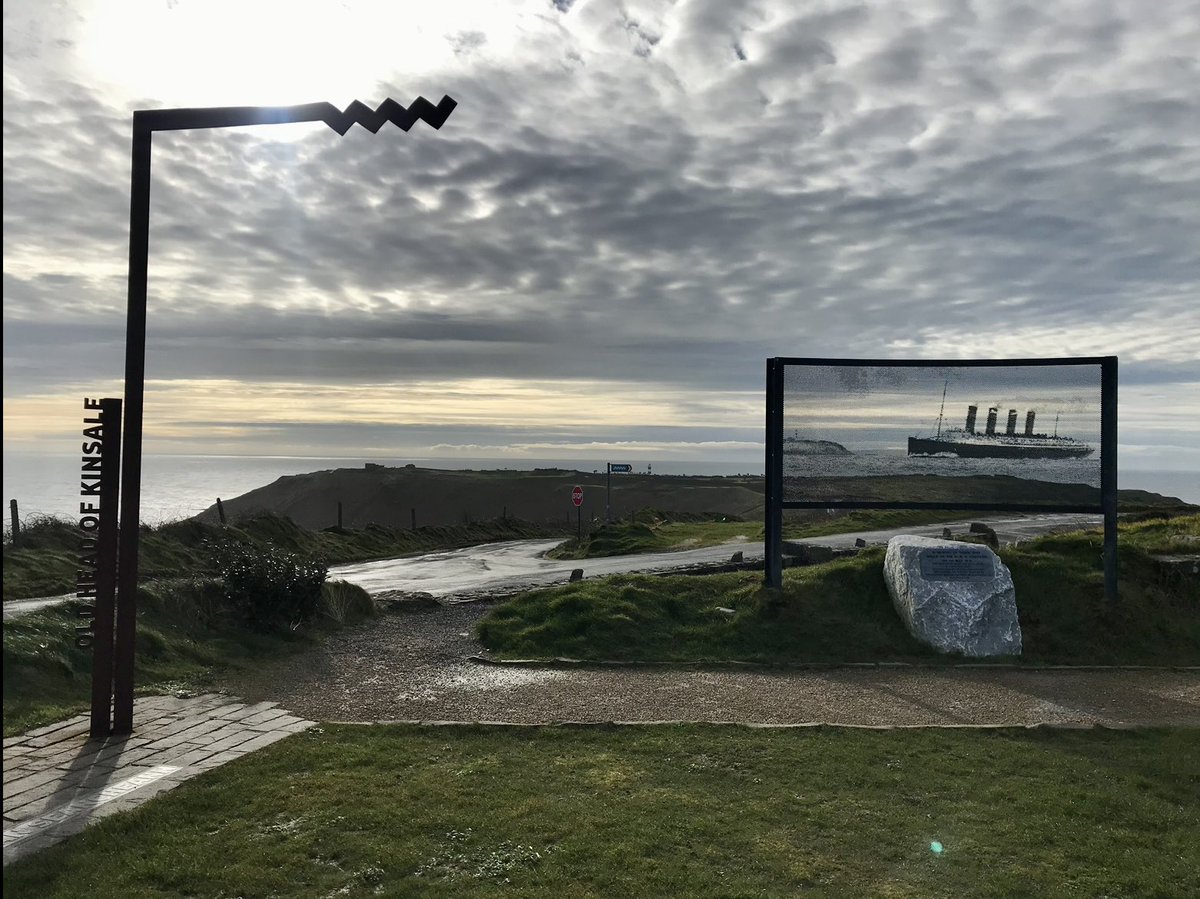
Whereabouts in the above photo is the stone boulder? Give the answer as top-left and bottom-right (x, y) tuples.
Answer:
(378, 591), (441, 613)
(883, 535), (1022, 657)
(781, 542), (836, 565)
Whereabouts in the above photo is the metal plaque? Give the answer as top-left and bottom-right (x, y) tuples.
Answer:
(918, 547), (996, 581)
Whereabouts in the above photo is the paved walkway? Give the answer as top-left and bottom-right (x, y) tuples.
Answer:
(3, 693), (313, 866)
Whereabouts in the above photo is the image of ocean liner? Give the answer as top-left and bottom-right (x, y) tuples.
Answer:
(908, 393), (1095, 460)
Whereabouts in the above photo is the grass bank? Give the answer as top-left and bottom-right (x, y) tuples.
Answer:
(477, 514), (1200, 665)
(2, 513), (569, 601)
(549, 511), (758, 559)
(551, 508), (1016, 560)
(5, 724), (1197, 897)
(2, 577), (375, 738)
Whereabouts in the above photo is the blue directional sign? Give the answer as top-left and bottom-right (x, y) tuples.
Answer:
(609, 463), (633, 473)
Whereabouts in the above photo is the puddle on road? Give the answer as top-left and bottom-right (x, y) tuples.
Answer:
(428, 664), (572, 693)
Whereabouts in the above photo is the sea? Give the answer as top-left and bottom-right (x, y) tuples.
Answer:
(1, 452), (763, 527)
(3, 450), (1198, 528)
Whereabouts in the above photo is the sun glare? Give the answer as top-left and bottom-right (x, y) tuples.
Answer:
(75, 0), (523, 111)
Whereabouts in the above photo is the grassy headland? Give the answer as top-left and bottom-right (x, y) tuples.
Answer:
(186, 464), (1193, 533)
(5, 723), (1197, 897)
(477, 514), (1200, 666)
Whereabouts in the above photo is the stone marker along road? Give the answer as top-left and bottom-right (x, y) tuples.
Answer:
(327, 512), (1103, 601)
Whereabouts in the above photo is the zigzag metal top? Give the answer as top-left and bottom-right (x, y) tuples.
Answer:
(133, 96), (457, 135)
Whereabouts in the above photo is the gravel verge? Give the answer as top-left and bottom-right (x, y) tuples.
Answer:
(216, 604), (1200, 727)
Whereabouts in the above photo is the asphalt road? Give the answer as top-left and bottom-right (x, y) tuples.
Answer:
(327, 512), (1102, 600)
(3, 512), (1103, 618)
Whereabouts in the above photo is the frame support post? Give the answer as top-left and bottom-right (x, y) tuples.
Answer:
(114, 122), (151, 735)
(764, 359), (784, 589)
(1101, 356), (1119, 603)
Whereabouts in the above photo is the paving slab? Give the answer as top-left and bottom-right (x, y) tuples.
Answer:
(2, 693), (313, 866)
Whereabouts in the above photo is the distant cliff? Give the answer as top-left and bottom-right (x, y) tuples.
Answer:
(782, 438), (852, 455)
(195, 466), (766, 531)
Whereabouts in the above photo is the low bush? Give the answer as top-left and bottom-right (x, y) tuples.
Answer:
(320, 580), (377, 626)
(209, 540), (328, 630)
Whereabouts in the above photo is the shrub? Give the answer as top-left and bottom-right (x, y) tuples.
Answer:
(320, 580), (377, 626)
(209, 540), (328, 630)
(136, 578), (225, 632)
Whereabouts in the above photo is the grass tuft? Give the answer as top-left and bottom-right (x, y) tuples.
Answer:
(2, 577), (327, 737)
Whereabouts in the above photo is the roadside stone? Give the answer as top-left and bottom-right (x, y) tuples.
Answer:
(781, 542), (836, 565)
(730, 551), (744, 563)
(378, 592), (442, 612)
(968, 522), (1000, 550)
(883, 535), (1021, 657)
(569, 569), (584, 582)
(1150, 554), (1199, 590)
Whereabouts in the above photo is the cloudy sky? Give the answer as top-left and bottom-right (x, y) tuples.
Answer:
(4, 0), (1198, 474)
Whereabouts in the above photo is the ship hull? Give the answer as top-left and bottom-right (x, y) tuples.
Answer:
(907, 437), (1094, 460)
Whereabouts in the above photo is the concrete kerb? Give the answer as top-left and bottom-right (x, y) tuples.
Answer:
(2, 693), (314, 867)
(466, 654), (1200, 672)
(326, 718), (1127, 731)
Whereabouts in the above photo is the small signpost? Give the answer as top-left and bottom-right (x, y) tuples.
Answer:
(572, 485), (584, 540)
(605, 464), (631, 523)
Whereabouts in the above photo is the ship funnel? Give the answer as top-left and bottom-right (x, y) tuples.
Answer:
(1025, 410), (1036, 436)
(985, 408), (998, 436)
(965, 405), (978, 434)
(1006, 409), (1018, 436)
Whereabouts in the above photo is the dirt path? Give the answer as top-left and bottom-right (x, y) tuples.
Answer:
(217, 605), (1200, 727)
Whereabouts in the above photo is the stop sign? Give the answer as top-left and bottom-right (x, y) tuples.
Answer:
(571, 485), (584, 507)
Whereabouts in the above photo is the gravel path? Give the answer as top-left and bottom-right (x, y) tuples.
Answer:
(217, 605), (1200, 727)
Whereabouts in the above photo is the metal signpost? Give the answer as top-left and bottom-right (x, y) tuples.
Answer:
(572, 485), (584, 540)
(606, 463), (631, 522)
(115, 96), (456, 735)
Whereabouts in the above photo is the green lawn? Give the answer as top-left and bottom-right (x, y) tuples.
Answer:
(478, 515), (1200, 665)
(5, 724), (1197, 898)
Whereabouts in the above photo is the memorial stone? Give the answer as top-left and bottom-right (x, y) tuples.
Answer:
(883, 535), (1022, 657)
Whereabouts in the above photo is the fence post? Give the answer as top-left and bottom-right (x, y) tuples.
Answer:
(216, 497), (226, 525)
(9, 499), (19, 548)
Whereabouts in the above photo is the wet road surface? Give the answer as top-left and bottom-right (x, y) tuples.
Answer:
(2, 513), (1103, 619)
(327, 513), (1102, 600)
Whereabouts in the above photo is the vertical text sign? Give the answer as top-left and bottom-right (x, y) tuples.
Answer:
(77, 400), (104, 649)
(79, 398), (122, 737)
